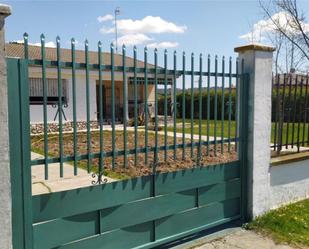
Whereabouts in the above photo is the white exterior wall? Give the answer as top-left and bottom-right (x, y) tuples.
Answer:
(270, 161), (309, 209)
(28, 67), (124, 123)
(28, 67), (159, 123)
(0, 4), (12, 249)
(29, 77), (97, 123)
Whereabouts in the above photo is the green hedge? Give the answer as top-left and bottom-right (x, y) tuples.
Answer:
(158, 89), (237, 120)
(272, 87), (309, 123)
(157, 87), (308, 122)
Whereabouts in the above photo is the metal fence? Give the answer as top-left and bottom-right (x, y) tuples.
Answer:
(24, 33), (243, 182)
(272, 73), (309, 154)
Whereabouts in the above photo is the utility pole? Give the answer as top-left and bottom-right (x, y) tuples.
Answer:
(114, 7), (120, 54)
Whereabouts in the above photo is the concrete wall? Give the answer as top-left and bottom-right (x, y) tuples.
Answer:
(0, 4), (12, 249)
(270, 160), (309, 209)
(235, 44), (274, 219)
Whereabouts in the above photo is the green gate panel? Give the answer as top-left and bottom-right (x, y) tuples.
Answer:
(32, 162), (241, 249)
(198, 179), (241, 206)
(32, 175), (152, 223)
(57, 221), (154, 249)
(7, 49), (249, 249)
(155, 161), (240, 194)
(7, 36), (249, 249)
(33, 211), (99, 249)
(155, 197), (240, 240)
(100, 189), (196, 232)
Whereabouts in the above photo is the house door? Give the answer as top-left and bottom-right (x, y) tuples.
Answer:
(96, 84), (120, 121)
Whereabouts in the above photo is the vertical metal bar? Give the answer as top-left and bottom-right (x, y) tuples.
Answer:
(271, 74), (275, 149)
(291, 75), (298, 148)
(228, 57), (232, 153)
(305, 73), (309, 145)
(111, 43), (116, 170)
(297, 77), (303, 152)
(71, 38), (78, 175)
(306, 75), (309, 146)
(190, 53), (194, 158)
(144, 47), (149, 165)
(286, 74), (293, 148)
(56, 36), (64, 177)
(274, 74), (280, 152)
(182, 52), (186, 160)
(279, 74), (287, 150)
(154, 48), (158, 168)
(302, 75), (308, 146)
(207, 55), (211, 156)
(18, 59), (34, 248)
(122, 45), (128, 168)
(239, 72), (249, 222)
(23, 33), (29, 59)
(98, 41), (104, 176)
(235, 58), (239, 152)
(164, 49), (168, 161)
(133, 46), (138, 167)
(214, 55), (218, 156)
(198, 53), (202, 164)
(40, 34), (49, 180)
(221, 56), (225, 154)
(272, 75), (276, 151)
(85, 39), (91, 172)
(8, 58), (34, 249)
(173, 51), (177, 160)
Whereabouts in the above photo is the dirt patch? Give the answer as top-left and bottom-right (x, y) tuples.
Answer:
(31, 130), (238, 178)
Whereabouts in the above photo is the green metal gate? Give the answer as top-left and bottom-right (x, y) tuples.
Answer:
(7, 35), (249, 249)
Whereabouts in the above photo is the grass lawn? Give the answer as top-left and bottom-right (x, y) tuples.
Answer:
(246, 199), (309, 248)
(167, 119), (309, 145)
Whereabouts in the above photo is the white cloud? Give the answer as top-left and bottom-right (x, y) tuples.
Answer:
(100, 26), (114, 34)
(97, 14), (113, 23)
(147, 41), (179, 48)
(116, 33), (153, 46)
(101, 16), (187, 35)
(12, 40), (56, 48)
(38, 41), (56, 48)
(240, 11), (309, 43)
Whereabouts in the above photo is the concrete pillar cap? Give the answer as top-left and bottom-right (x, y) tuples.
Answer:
(234, 43), (276, 53)
(0, 4), (11, 17)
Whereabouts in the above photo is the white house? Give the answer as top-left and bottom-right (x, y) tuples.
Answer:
(6, 42), (173, 124)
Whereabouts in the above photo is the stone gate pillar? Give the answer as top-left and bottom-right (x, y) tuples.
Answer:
(234, 44), (275, 219)
(0, 4), (12, 249)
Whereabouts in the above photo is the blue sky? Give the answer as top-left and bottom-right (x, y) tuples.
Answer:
(3, 0), (309, 65)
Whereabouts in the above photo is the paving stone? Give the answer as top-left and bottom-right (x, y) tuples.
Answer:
(193, 230), (296, 249)
(31, 152), (115, 195)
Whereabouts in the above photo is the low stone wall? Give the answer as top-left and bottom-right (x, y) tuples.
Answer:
(269, 158), (309, 209)
(30, 121), (101, 135)
(30, 116), (173, 135)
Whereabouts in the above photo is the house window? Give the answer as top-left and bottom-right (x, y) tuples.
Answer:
(29, 78), (68, 105)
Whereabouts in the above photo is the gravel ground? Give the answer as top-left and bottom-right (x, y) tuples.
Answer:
(31, 130), (238, 178)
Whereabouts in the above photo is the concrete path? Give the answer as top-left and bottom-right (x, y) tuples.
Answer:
(31, 152), (115, 195)
(180, 229), (297, 249)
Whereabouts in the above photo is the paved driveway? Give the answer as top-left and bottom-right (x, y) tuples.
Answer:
(31, 152), (115, 195)
(175, 228), (297, 249)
